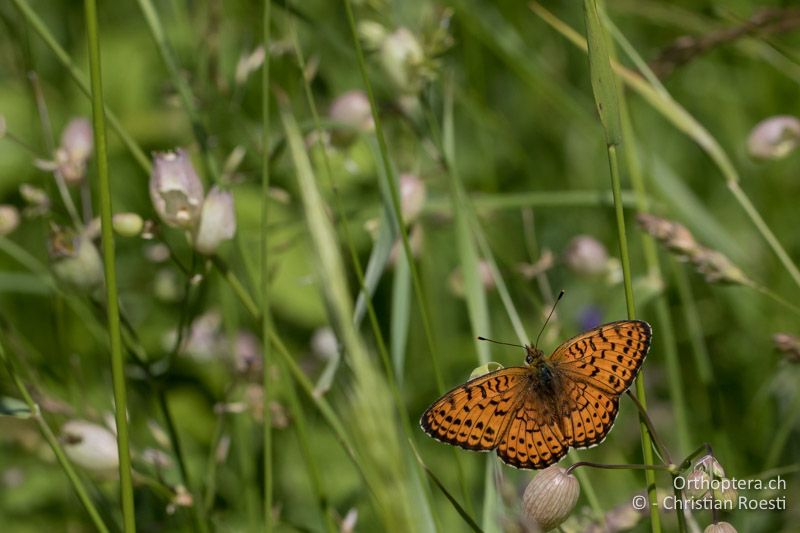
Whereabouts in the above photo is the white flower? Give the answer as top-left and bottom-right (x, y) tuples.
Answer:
(192, 186), (236, 255)
(149, 149), (205, 229)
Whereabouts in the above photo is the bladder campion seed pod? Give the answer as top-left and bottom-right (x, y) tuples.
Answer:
(61, 420), (119, 473)
(746, 115), (800, 160)
(149, 149), (204, 229)
(522, 465), (580, 531)
(192, 186), (237, 255)
(704, 521), (737, 533)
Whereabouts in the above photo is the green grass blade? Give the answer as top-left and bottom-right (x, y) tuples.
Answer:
(83, 0), (136, 528)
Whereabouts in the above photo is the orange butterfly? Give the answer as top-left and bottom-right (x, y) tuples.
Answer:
(420, 320), (651, 469)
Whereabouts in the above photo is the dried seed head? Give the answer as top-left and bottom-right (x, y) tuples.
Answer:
(234, 45), (265, 86)
(192, 186), (237, 255)
(522, 465), (580, 531)
(704, 522), (737, 533)
(0, 205), (20, 236)
(747, 115), (800, 160)
(61, 420), (119, 473)
(636, 213), (698, 258)
(637, 213), (752, 286)
(773, 333), (800, 363)
(564, 235), (609, 276)
(692, 249), (752, 286)
(149, 149), (204, 229)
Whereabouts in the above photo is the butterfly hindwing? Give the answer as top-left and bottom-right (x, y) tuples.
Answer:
(420, 367), (529, 451)
(496, 392), (570, 469)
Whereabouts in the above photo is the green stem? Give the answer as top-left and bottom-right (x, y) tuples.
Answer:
(136, 0), (219, 180)
(0, 340), (110, 533)
(582, 2), (660, 529)
(261, 0), (274, 530)
(566, 461), (676, 475)
(83, 1), (136, 529)
(341, 0), (444, 393)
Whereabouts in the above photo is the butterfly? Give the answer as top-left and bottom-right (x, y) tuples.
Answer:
(420, 320), (651, 469)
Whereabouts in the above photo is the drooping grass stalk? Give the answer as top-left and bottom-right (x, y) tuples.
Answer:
(422, 190), (640, 212)
(0, 340), (110, 533)
(279, 96), (418, 530)
(83, 0), (136, 529)
(532, 1), (800, 293)
(440, 78), (497, 531)
(27, 73), (84, 230)
(341, 0), (444, 394)
(136, 0), (219, 180)
(287, 19), (439, 530)
(582, 2), (661, 532)
(11, 0), (150, 172)
(607, 8), (691, 456)
(261, 1), (274, 530)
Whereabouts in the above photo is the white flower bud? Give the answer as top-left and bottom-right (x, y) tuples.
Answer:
(311, 327), (339, 360)
(564, 235), (609, 276)
(61, 420), (119, 473)
(112, 213), (144, 237)
(747, 115), (800, 160)
(60, 118), (94, 164)
(399, 173), (426, 223)
(448, 260), (495, 297)
(0, 205), (20, 236)
(704, 522), (737, 533)
(192, 186), (237, 255)
(380, 28), (425, 94)
(522, 465), (580, 531)
(49, 230), (104, 291)
(329, 90), (374, 145)
(149, 149), (205, 229)
(19, 184), (50, 217)
(358, 20), (387, 51)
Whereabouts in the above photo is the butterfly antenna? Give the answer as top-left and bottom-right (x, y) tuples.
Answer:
(476, 337), (524, 349)
(534, 290), (565, 349)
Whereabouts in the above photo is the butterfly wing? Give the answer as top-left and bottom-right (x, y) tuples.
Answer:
(495, 391), (571, 469)
(550, 320), (651, 395)
(420, 367), (530, 451)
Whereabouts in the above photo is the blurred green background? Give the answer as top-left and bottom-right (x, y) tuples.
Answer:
(1, 0), (799, 531)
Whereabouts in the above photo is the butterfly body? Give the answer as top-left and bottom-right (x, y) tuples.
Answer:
(420, 320), (651, 469)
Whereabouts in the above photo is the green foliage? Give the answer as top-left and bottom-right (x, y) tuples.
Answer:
(0, 1), (799, 532)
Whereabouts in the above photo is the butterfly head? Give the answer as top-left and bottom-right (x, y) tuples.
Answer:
(524, 345), (545, 366)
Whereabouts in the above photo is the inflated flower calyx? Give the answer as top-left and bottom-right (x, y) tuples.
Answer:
(149, 149), (204, 229)
(747, 115), (800, 160)
(192, 186), (237, 255)
(704, 522), (737, 533)
(522, 465), (580, 531)
(61, 420), (119, 473)
(49, 227), (104, 291)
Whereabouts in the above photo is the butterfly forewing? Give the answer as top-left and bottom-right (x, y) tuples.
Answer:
(420, 367), (530, 451)
(550, 320), (651, 395)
